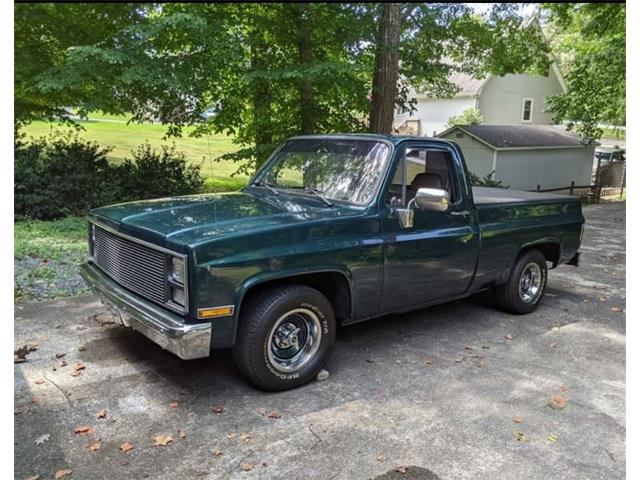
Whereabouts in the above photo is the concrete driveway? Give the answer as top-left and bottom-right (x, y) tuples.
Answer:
(14, 202), (625, 480)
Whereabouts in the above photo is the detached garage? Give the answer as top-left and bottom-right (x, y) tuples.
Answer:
(437, 125), (595, 191)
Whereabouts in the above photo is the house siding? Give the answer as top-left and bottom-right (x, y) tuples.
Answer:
(439, 130), (495, 178)
(494, 147), (595, 191)
(478, 72), (564, 126)
(397, 97), (476, 137)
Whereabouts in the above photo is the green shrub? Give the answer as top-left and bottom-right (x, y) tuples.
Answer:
(116, 144), (204, 200)
(15, 132), (117, 220)
(469, 170), (508, 188)
(15, 133), (204, 220)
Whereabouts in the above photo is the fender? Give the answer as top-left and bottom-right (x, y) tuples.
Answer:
(231, 266), (354, 345)
(497, 236), (562, 284)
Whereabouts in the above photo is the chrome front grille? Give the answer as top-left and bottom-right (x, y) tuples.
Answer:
(91, 224), (183, 310)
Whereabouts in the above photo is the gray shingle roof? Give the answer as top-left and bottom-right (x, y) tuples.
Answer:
(442, 125), (586, 149)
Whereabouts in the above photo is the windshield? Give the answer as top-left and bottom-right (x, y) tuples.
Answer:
(255, 138), (391, 205)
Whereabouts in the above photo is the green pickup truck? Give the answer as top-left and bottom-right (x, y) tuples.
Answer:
(80, 134), (584, 390)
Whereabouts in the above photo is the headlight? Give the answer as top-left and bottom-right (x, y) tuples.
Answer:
(170, 256), (185, 284)
(171, 286), (185, 306)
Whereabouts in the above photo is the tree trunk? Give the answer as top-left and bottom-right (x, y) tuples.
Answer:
(369, 3), (402, 133)
(297, 3), (315, 134)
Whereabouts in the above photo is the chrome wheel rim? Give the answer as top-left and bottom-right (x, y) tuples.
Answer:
(267, 308), (322, 373)
(519, 262), (543, 303)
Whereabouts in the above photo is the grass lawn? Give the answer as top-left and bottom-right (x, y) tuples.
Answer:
(22, 116), (250, 192)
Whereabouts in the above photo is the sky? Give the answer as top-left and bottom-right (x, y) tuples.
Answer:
(467, 3), (539, 18)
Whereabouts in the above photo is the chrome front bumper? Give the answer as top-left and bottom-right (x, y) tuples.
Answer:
(80, 263), (212, 360)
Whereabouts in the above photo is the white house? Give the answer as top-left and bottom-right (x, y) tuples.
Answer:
(394, 65), (568, 137)
(437, 125), (595, 191)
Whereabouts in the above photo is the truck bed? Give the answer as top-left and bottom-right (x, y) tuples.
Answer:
(472, 186), (578, 206)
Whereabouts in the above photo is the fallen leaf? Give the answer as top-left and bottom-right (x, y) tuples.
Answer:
(266, 410), (281, 419)
(169, 402), (179, 408)
(88, 441), (101, 451)
(240, 463), (254, 472)
(178, 430), (186, 439)
(550, 326), (560, 332)
(14, 345), (30, 363)
(514, 431), (530, 443)
(153, 435), (173, 446)
(505, 334), (513, 340)
(376, 453), (386, 462)
(70, 363), (86, 377)
(550, 343), (557, 348)
(119, 442), (134, 453)
(26, 341), (39, 351)
(611, 306), (623, 312)
(395, 466), (408, 474)
(239, 432), (253, 443)
(73, 426), (92, 435)
(548, 395), (568, 410)
(54, 469), (72, 479)
(179, 388), (191, 395)
(481, 345), (490, 350)
(454, 356), (464, 363)
(77, 346), (86, 352)
(212, 448), (224, 456)
(464, 345), (473, 350)
(24, 475), (40, 480)
(34, 379), (45, 385)
(548, 434), (558, 442)
(96, 409), (107, 419)
(212, 405), (224, 414)
(512, 416), (524, 424)
(227, 432), (236, 439)
(424, 358), (434, 366)
(34, 433), (50, 446)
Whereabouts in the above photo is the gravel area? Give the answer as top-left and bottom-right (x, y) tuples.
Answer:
(15, 255), (88, 301)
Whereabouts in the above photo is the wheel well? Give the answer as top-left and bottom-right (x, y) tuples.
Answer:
(241, 272), (352, 324)
(522, 242), (561, 268)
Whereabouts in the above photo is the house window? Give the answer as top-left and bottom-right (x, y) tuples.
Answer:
(522, 98), (533, 122)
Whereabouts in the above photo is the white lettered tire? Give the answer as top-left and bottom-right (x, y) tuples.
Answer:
(232, 284), (336, 391)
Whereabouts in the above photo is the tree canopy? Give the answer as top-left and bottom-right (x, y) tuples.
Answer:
(543, 2), (626, 142)
(16, 2), (557, 171)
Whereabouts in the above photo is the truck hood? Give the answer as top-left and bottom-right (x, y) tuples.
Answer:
(89, 190), (362, 250)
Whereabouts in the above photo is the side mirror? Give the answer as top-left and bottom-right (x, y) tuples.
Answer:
(413, 188), (449, 212)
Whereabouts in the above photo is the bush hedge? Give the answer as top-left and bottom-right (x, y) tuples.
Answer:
(15, 132), (204, 220)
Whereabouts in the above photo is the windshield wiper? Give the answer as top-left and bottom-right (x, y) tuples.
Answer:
(302, 186), (333, 207)
(252, 179), (279, 196)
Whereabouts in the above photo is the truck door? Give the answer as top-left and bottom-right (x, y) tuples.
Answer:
(380, 143), (478, 312)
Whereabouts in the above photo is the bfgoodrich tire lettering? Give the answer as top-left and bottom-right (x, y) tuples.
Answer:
(493, 250), (548, 314)
(232, 284), (336, 391)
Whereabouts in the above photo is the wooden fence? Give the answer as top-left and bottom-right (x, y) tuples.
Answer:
(531, 181), (625, 203)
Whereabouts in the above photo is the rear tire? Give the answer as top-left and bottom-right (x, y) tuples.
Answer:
(232, 284), (336, 391)
(493, 250), (548, 314)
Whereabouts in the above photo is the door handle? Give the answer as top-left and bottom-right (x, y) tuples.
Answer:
(450, 210), (471, 216)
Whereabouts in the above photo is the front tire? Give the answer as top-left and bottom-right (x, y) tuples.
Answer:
(493, 250), (548, 314)
(232, 284), (336, 391)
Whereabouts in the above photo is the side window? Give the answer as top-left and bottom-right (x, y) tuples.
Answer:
(522, 98), (533, 122)
(386, 147), (459, 207)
